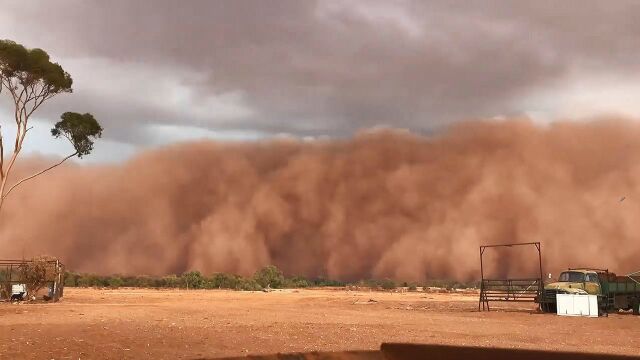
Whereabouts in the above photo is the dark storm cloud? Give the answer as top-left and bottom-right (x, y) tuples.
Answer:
(1, 0), (639, 145)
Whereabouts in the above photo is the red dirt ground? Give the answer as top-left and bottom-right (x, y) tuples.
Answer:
(1, 288), (639, 359)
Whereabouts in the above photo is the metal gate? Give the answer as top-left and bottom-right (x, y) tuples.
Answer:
(478, 242), (542, 311)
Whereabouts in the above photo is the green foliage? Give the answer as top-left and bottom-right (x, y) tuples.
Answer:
(51, 112), (103, 157)
(61, 266), (473, 293)
(0, 39), (73, 93)
(130, 275), (154, 288)
(159, 274), (182, 288)
(76, 274), (107, 287)
(237, 278), (263, 291)
(309, 277), (346, 287)
(253, 265), (285, 289)
(379, 279), (396, 290)
(283, 276), (310, 288)
(423, 279), (479, 290)
(64, 272), (79, 287)
(209, 273), (240, 289)
(182, 271), (205, 289)
(108, 277), (124, 288)
(360, 278), (396, 290)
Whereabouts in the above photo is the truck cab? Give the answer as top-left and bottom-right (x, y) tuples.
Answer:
(545, 269), (602, 296)
(538, 268), (605, 313)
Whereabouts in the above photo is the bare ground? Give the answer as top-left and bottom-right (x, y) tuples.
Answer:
(1, 288), (639, 359)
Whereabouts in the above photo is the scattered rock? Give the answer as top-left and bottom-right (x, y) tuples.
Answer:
(353, 298), (378, 305)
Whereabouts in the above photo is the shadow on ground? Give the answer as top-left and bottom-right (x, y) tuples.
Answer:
(213, 343), (640, 360)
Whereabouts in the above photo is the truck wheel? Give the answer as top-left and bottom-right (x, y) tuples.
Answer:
(541, 302), (553, 313)
(598, 302), (608, 317)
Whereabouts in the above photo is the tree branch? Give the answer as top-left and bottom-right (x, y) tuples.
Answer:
(15, 84), (27, 107)
(8, 82), (22, 127)
(0, 125), (4, 178)
(26, 90), (51, 119)
(2, 152), (78, 200)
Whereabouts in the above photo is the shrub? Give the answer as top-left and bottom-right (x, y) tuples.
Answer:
(76, 274), (106, 287)
(64, 271), (80, 287)
(310, 277), (345, 287)
(59, 267), (473, 294)
(18, 256), (58, 295)
(237, 278), (263, 291)
(359, 278), (395, 290)
(160, 274), (182, 288)
(422, 279), (478, 290)
(379, 279), (396, 290)
(210, 273), (240, 289)
(182, 271), (205, 289)
(284, 276), (310, 288)
(108, 277), (124, 288)
(253, 265), (284, 289)
(134, 276), (155, 288)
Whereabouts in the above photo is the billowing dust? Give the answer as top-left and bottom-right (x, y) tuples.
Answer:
(1, 118), (639, 280)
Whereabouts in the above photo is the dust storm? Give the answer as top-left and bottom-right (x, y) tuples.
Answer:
(1, 118), (639, 281)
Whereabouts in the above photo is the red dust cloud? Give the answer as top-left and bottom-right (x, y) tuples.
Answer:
(1, 118), (639, 281)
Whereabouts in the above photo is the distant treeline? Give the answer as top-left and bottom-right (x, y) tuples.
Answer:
(63, 265), (478, 291)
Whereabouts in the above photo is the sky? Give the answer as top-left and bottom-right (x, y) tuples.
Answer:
(1, 0), (640, 162)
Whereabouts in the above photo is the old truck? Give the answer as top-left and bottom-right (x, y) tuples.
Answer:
(538, 268), (640, 315)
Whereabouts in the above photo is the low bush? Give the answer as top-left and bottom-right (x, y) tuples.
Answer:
(63, 266), (472, 292)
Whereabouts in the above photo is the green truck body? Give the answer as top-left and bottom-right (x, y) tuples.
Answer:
(537, 268), (640, 315)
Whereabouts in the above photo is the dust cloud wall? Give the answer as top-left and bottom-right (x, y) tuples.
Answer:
(1, 118), (639, 281)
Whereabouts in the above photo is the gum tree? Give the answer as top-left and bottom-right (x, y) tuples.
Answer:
(0, 39), (102, 212)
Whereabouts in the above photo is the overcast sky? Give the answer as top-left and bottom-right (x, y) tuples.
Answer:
(1, 0), (639, 162)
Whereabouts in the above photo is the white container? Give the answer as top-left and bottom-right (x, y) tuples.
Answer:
(11, 283), (26, 295)
(556, 294), (598, 317)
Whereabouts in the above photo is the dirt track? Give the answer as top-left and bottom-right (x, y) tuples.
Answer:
(1, 288), (639, 359)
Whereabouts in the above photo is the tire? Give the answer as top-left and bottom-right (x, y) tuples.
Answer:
(632, 298), (640, 316)
(540, 302), (553, 313)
